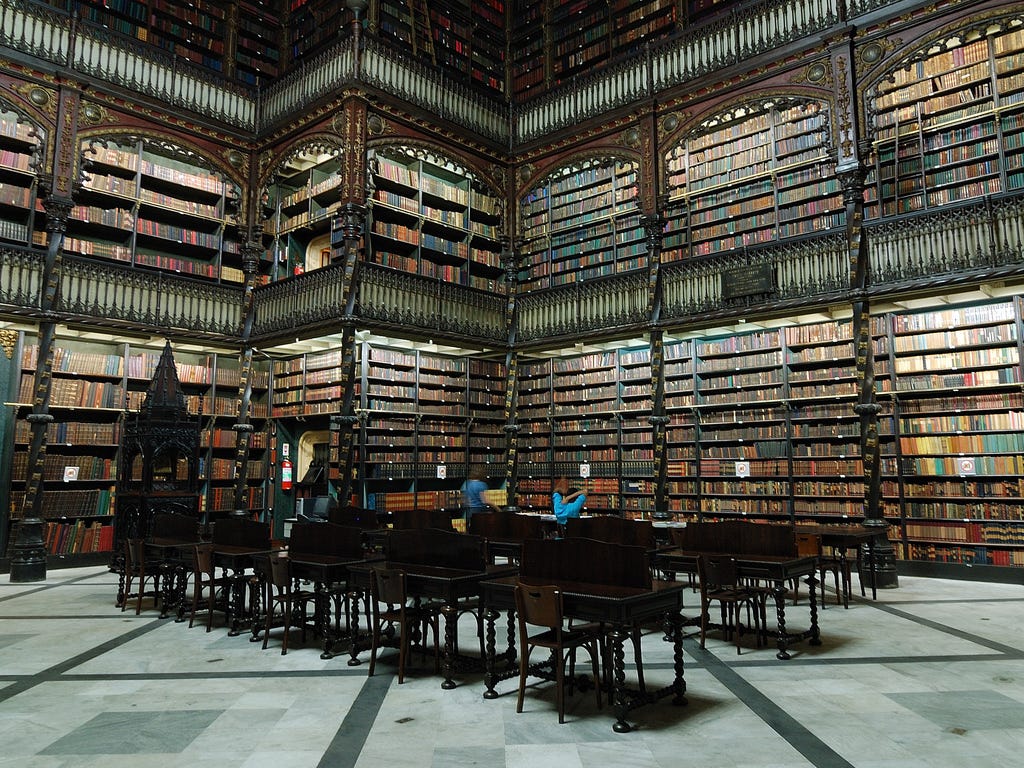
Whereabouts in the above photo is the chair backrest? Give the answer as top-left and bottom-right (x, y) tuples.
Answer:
(328, 505), (380, 529)
(371, 566), (407, 606)
(125, 538), (145, 571)
(268, 552), (292, 590)
(795, 532), (822, 558)
(672, 521), (797, 556)
(698, 553), (741, 590)
(468, 508), (514, 538)
(520, 537), (651, 589)
(150, 512), (201, 542)
(565, 516), (656, 549)
(211, 517), (270, 548)
(290, 522), (365, 559)
(386, 527), (486, 571)
(514, 582), (562, 630)
(193, 543), (214, 575)
(391, 508), (453, 531)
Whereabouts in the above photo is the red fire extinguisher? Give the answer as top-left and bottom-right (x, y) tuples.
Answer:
(281, 458), (293, 491)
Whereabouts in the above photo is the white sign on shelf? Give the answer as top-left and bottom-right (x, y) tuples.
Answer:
(579, 463), (591, 479)
(282, 443), (290, 458)
(436, 464), (447, 480)
(958, 457), (976, 475)
(735, 461), (750, 478)
(63, 466), (80, 483)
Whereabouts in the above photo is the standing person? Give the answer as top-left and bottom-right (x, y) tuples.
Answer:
(552, 477), (586, 525)
(462, 465), (491, 522)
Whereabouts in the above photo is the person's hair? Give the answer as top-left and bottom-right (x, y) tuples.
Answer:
(553, 477), (568, 494)
(469, 465), (488, 481)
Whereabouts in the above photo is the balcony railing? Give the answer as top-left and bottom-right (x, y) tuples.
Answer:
(0, 0), (949, 147)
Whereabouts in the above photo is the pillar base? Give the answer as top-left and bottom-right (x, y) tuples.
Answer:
(859, 526), (900, 589)
(9, 518), (47, 583)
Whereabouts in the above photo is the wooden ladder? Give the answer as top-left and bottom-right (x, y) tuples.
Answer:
(406, 0), (435, 63)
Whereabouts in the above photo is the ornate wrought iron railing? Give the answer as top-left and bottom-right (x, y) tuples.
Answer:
(516, 271), (649, 344)
(356, 262), (506, 343)
(0, 244), (244, 338)
(252, 262), (351, 338)
(2, 0), (966, 148)
(865, 195), (1024, 291)
(0, 0), (255, 129)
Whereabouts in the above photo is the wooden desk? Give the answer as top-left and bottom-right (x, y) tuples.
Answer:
(798, 524), (880, 600)
(346, 560), (518, 688)
(286, 552), (382, 663)
(481, 575), (687, 733)
(656, 549), (821, 659)
(144, 536), (199, 619)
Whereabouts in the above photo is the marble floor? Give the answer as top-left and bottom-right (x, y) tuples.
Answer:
(0, 566), (1022, 768)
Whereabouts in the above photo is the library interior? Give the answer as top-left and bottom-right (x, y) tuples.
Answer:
(1, 1), (1023, 767)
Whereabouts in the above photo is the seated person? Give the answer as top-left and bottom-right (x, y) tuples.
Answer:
(552, 477), (586, 525)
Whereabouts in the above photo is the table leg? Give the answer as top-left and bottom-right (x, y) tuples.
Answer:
(608, 625), (632, 733)
(669, 610), (687, 705)
(483, 606), (499, 699)
(347, 588), (364, 666)
(441, 603), (457, 690)
(808, 572), (821, 646)
(772, 579), (791, 660)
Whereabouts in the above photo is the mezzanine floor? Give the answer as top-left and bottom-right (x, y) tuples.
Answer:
(0, 566), (1021, 768)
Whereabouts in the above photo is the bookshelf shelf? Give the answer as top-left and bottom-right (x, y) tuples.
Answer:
(0, 107), (43, 246)
(519, 159), (643, 291)
(663, 98), (840, 260)
(368, 147), (505, 292)
(68, 138), (243, 284)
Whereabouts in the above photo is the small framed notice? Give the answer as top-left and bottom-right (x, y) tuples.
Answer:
(579, 463), (591, 479)
(436, 464), (447, 480)
(735, 461), (750, 478)
(63, 466), (80, 482)
(958, 457), (976, 476)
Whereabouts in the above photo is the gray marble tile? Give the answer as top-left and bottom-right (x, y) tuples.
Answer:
(40, 709), (223, 754)
(887, 689), (1024, 730)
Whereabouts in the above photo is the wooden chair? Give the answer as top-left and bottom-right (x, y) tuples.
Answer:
(367, 567), (440, 684)
(390, 508), (454, 531)
(796, 532), (848, 608)
(261, 552), (316, 654)
(514, 582), (602, 724)
(121, 538), (161, 615)
(696, 554), (765, 654)
(187, 543), (233, 632)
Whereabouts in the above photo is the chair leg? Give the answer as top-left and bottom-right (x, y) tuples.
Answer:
(516, 645), (531, 714)
(631, 626), (646, 694)
(554, 648), (566, 724)
(281, 602), (291, 655)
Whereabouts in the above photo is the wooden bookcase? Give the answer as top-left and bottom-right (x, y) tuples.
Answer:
(664, 339), (697, 515)
(518, 158), (644, 292)
(663, 97), (840, 259)
(508, 0), (676, 98)
(68, 137), (243, 284)
(368, 146), (505, 292)
(875, 299), (1024, 571)
(262, 148), (343, 282)
(5, 335), (269, 559)
(0, 106), (43, 247)
(867, 24), (1024, 218)
(374, 0), (506, 96)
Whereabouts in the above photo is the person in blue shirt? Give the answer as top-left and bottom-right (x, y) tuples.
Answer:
(462, 465), (492, 522)
(552, 476), (586, 525)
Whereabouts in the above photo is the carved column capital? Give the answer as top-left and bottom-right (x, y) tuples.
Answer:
(42, 194), (74, 234)
(837, 166), (868, 206)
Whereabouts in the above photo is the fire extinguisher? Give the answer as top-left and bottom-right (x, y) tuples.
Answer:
(281, 458), (293, 491)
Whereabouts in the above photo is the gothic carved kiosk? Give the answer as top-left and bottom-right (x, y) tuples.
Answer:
(114, 341), (202, 602)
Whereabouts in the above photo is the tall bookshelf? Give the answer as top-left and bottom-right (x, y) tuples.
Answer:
(5, 335), (269, 557)
(784, 320), (863, 520)
(233, 0), (283, 86)
(867, 23), (1024, 218)
(0, 106), (43, 247)
(518, 158), (644, 292)
(694, 330), (789, 518)
(507, 0), (677, 98)
(515, 357), (553, 512)
(368, 146), (505, 292)
(663, 98), (840, 260)
(68, 138), (243, 284)
(262, 148), (343, 282)
(875, 299), (1024, 571)
(664, 339), (698, 514)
